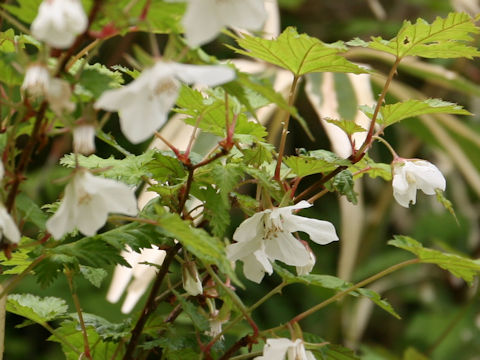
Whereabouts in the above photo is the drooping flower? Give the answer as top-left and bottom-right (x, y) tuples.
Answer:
(227, 201), (338, 283)
(255, 338), (316, 360)
(107, 246), (166, 314)
(73, 124), (96, 155)
(0, 206), (21, 244)
(94, 61), (235, 143)
(21, 64), (51, 98)
(182, 0), (267, 47)
(205, 309), (228, 339)
(46, 169), (138, 239)
(31, 0), (88, 49)
(392, 158), (446, 208)
(46, 78), (75, 115)
(182, 261), (203, 296)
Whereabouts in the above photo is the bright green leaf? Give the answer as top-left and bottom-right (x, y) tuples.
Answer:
(388, 235), (480, 284)
(232, 27), (366, 76)
(7, 293), (68, 323)
(349, 155), (392, 181)
(79, 266), (108, 288)
(325, 118), (367, 136)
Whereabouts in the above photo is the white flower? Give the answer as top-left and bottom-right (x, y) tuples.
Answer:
(46, 78), (75, 115)
(107, 246), (166, 314)
(31, 0), (88, 49)
(46, 169), (138, 239)
(73, 124), (96, 155)
(392, 159), (446, 208)
(0, 206), (21, 244)
(255, 338), (316, 360)
(227, 201), (338, 283)
(182, 0), (267, 47)
(296, 250), (315, 276)
(21, 64), (51, 98)
(94, 61), (235, 144)
(182, 261), (203, 296)
(205, 310), (227, 339)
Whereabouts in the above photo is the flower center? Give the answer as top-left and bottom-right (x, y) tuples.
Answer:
(77, 191), (92, 205)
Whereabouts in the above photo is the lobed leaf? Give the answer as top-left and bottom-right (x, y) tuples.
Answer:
(360, 99), (470, 128)
(388, 235), (480, 284)
(7, 293), (68, 324)
(232, 27), (366, 76)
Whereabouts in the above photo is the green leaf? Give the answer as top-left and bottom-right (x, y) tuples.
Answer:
(60, 150), (156, 185)
(79, 313), (131, 341)
(231, 27), (366, 76)
(156, 208), (234, 280)
(285, 155), (347, 177)
(349, 155), (392, 181)
(325, 170), (358, 204)
(145, 151), (187, 183)
(15, 193), (48, 230)
(3, 0), (42, 23)
(435, 188), (457, 222)
(388, 235), (480, 284)
(79, 266), (108, 288)
(0, 244), (33, 275)
(325, 118), (367, 136)
(360, 99), (471, 128)
(73, 62), (124, 100)
(403, 348), (429, 360)
(274, 265), (400, 319)
(172, 290), (210, 332)
(360, 13), (480, 59)
(7, 294), (68, 324)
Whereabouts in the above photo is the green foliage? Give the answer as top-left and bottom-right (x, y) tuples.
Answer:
(3, 0), (42, 23)
(79, 266), (108, 288)
(325, 170), (358, 204)
(349, 155), (392, 181)
(60, 150), (156, 185)
(0, 244), (32, 275)
(389, 235), (480, 284)
(325, 118), (367, 136)
(7, 293), (68, 323)
(232, 27), (366, 76)
(172, 290), (210, 332)
(285, 150), (350, 177)
(360, 99), (470, 128)
(73, 62), (124, 100)
(15, 193), (48, 230)
(274, 265), (400, 318)
(80, 313), (131, 341)
(351, 12), (480, 59)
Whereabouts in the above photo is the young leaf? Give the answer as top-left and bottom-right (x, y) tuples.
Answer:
(78, 313), (131, 341)
(325, 170), (358, 204)
(435, 188), (458, 222)
(325, 118), (367, 136)
(7, 294), (68, 324)
(360, 99), (470, 128)
(388, 235), (480, 284)
(79, 266), (108, 288)
(231, 27), (366, 76)
(349, 155), (392, 181)
(362, 13), (480, 59)
(73, 62), (124, 100)
(284, 150), (350, 177)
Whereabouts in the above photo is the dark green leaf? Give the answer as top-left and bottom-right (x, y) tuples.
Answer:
(172, 290), (209, 332)
(325, 170), (358, 204)
(79, 266), (108, 288)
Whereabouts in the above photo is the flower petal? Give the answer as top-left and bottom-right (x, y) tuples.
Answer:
(283, 214), (338, 245)
(264, 231), (310, 266)
(181, 0), (223, 47)
(0, 207), (20, 244)
(232, 211), (265, 243)
(173, 64), (235, 86)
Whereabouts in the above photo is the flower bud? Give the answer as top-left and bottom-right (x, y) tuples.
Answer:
(46, 78), (75, 115)
(21, 64), (50, 98)
(73, 124), (96, 155)
(182, 261), (203, 296)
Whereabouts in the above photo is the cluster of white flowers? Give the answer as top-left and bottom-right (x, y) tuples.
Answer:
(256, 338), (315, 360)
(391, 158), (446, 208)
(227, 201), (338, 283)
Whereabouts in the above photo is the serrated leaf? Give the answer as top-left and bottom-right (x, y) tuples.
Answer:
(435, 188), (457, 222)
(34, 254), (76, 287)
(0, 245), (32, 275)
(7, 294), (68, 323)
(79, 266), (107, 288)
(349, 155), (392, 180)
(363, 13), (480, 59)
(231, 27), (366, 76)
(325, 170), (358, 204)
(145, 151), (187, 183)
(79, 313), (131, 341)
(325, 118), (367, 136)
(388, 235), (480, 284)
(156, 208), (234, 280)
(73, 62), (124, 100)
(242, 141), (274, 165)
(285, 156), (344, 177)
(15, 193), (48, 230)
(274, 265), (400, 319)
(3, 0), (42, 23)
(60, 150), (155, 185)
(360, 99), (470, 128)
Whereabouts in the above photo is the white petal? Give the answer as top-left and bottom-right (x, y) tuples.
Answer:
(283, 214), (338, 245)
(0, 207), (21, 244)
(264, 231), (310, 266)
(172, 63), (235, 86)
(106, 248), (139, 303)
(217, 0), (266, 30)
(242, 249), (272, 283)
(258, 338), (296, 359)
(226, 237), (262, 262)
(232, 211), (265, 243)
(46, 177), (79, 239)
(182, 0), (223, 47)
(411, 160), (446, 194)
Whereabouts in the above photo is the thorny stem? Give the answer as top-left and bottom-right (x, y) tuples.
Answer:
(65, 269), (92, 360)
(354, 57), (401, 160)
(274, 75), (299, 181)
(122, 242), (182, 360)
(264, 259), (419, 335)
